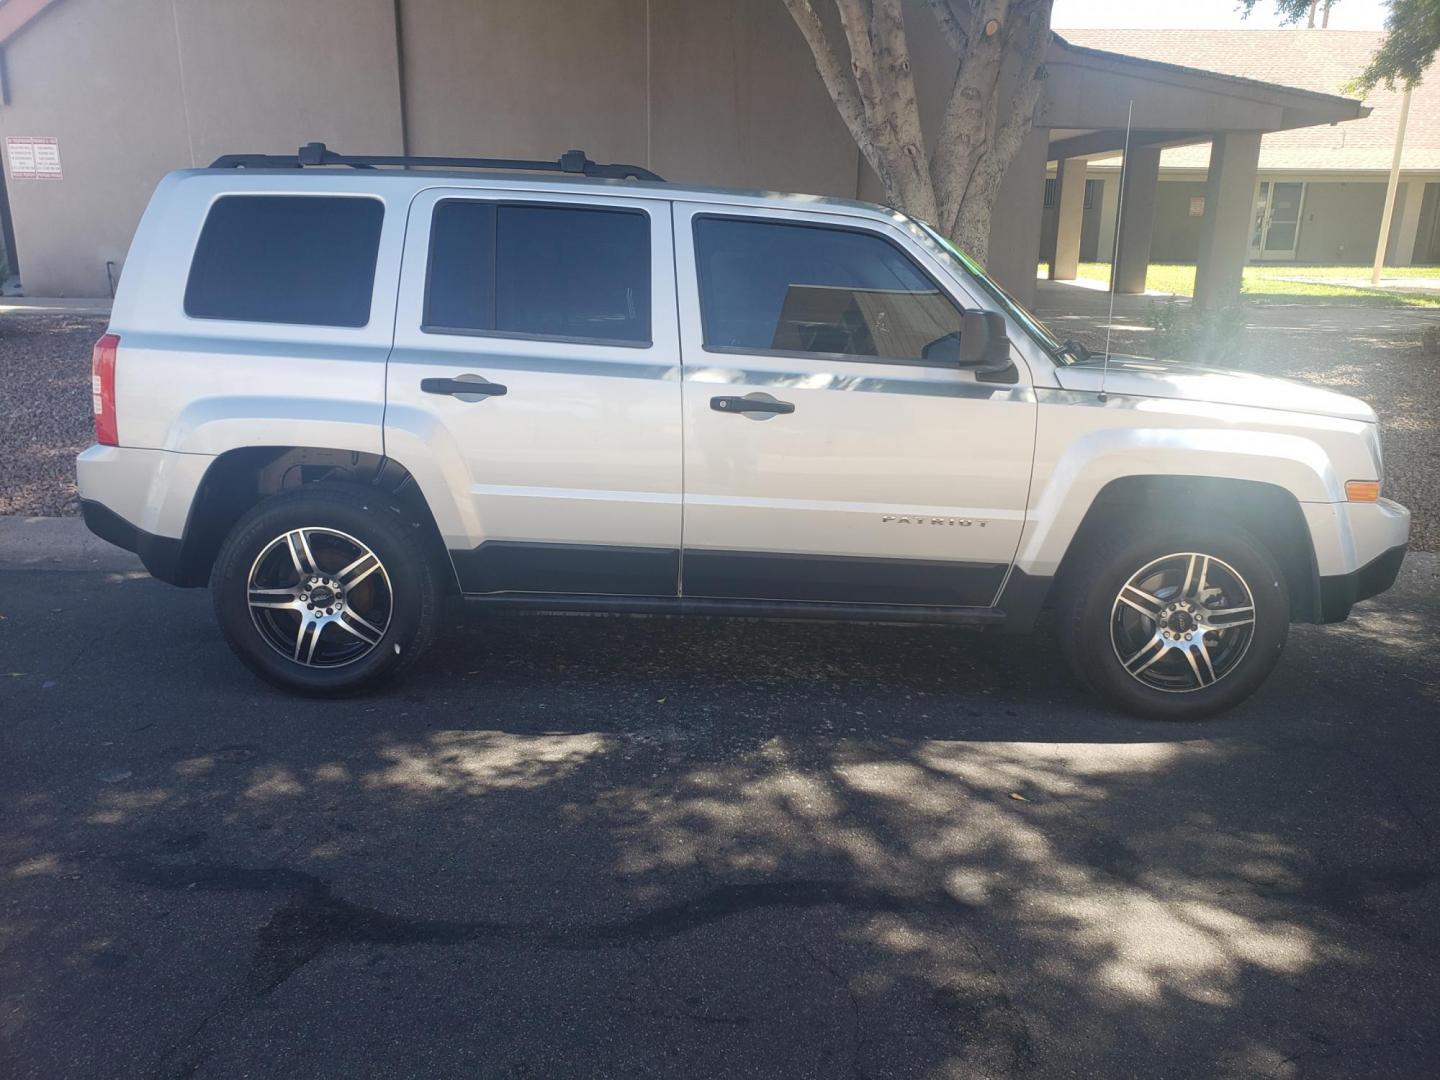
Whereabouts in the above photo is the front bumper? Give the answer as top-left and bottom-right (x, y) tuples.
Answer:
(1316, 542), (1408, 623)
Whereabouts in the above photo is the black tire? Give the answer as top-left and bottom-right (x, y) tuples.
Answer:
(210, 483), (443, 696)
(1056, 522), (1289, 720)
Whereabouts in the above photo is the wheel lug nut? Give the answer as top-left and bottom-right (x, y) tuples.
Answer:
(1184, 632), (1193, 640)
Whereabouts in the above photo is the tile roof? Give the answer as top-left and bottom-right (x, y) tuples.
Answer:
(1059, 29), (1440, 173)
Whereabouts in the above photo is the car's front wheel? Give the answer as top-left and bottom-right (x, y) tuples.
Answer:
(210, 484), (443, 695)
(1057, 523), (1289, 720)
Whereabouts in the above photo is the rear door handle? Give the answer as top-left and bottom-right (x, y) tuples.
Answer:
(421, 376), (508, 400)
(710, 394), (794, 417)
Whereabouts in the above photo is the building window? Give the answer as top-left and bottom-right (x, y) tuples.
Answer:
(692, 216), (962, 364)
(1048, 178), (1100, 210)
(425, 201), (651, 346)
(184, 196), (383, 327)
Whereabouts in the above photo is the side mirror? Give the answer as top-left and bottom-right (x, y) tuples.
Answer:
(957, 311), (1012, 372)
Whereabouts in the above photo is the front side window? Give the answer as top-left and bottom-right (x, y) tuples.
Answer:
(425, 201), (651, 346)
(693, 216), (962, 363)
(184, 195), (383, 327)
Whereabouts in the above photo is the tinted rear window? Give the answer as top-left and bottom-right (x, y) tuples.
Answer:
(425, 201), (650, 345)
(184, 195), (384, 327)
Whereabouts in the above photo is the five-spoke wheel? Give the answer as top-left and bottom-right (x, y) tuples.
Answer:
(246, 527), (393, 668)
(1058, 524), (1288, 720)
(1111, 552), (1256, 693)
(211, 484), (441, 695)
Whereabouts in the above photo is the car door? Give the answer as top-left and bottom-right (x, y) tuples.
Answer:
(673, 203), (1036, 607)
(384, 188), (682, 596)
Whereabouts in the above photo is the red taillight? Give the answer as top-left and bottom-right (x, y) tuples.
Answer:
(92, 333), (119, 446)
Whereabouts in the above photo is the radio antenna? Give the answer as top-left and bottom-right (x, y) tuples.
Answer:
(1099, 99), (1134, 402)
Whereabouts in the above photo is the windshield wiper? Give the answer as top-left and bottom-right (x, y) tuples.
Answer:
(1053, 338), (1093, 365)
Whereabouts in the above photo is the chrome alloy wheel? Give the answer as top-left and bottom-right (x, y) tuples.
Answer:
(246, 527), (393, 668)
(1110, 552), (1257, 693)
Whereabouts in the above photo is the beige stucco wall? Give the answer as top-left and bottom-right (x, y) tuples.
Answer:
(399, 0), (647, 167)
(169, 0), (403, 166)
(1417, 182), (1440, 264)
(1294, 181), (1386, 263)
(1150, 180), (1208, 263)
(0, 0), (403, 296)
(0, 0), (191, 296)
(647, 0), (857, 196)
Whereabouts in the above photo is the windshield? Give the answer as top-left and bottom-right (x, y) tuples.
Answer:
(914, 219), (1066, 357)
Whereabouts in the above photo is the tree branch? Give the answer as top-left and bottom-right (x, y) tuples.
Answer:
(780, 0), (885, 172)
(930, 1), (1009, 235)
(951, 1), (1052, 259)
(924, 0), (973, 56)
(835, 0), (887, 134)
(871, 0), (937, 217)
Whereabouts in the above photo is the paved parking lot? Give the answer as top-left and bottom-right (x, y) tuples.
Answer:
(2, 541), (1437, 1078)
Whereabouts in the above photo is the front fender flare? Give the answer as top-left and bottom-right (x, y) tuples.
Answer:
(1017, 427), (1340, 577)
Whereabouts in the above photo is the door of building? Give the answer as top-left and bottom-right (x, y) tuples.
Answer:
(1249, 181), (1306, 261)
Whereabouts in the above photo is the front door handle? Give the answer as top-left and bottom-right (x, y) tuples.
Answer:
(421, 376), (508, 400)
(710, 394), (795, 417)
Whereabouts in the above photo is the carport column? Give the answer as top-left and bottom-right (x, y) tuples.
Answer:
(1193, 132), (1262, 310)
(1110, 146), (1161, 294)
(1046, 157), (1088, 280)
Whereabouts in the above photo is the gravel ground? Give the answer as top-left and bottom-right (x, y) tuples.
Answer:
(0, 304), (1435, 548)
(0, 313), (107, 517)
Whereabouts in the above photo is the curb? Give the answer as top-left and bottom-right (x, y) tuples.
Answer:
(0, 515), (142, 572)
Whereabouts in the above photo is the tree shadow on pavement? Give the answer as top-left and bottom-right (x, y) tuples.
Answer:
(1, 570), (1437, 1078)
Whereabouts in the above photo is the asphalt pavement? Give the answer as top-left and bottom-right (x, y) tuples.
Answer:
(1, 534), (1438, 1078)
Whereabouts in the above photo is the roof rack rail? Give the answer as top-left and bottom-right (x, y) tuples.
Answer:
(207, 142), (666, 183)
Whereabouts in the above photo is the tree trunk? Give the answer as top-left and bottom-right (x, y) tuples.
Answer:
(782, 0), (1053, 267)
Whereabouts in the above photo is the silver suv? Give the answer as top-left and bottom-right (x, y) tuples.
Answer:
(77, 145), (1409, 718)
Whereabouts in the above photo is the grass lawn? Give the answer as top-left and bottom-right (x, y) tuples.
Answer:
(1044, 262), (1440, 308)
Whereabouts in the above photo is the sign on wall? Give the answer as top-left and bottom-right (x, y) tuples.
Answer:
(5, 136), (63, 180)
(1188, 196), (1205, 218)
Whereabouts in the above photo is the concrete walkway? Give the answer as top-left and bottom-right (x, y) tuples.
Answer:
(1279, 274), (1440, 297)
(0, 296), (113, 316)
(1031, 277), (1438, 342)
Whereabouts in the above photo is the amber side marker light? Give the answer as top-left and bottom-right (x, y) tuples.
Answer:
(1345, 480), (1382, 502)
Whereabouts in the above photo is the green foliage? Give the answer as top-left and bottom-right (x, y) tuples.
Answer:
(1354, 0), (1440, 90)
(1240, 1), (1439, 91)
(1144, 298), (1248, 362)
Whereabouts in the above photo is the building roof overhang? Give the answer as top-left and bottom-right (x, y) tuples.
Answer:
(1042, 33), (1370, 163)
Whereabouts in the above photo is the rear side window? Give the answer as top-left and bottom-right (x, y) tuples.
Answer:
(184, 195), (384, 327)
(425, 201), (650, 346)
(693, 216), (961, 363)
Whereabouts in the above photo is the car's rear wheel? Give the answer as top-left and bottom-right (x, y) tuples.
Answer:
(1057, 523), (1289, 720)
(210, 484), (442, 695)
